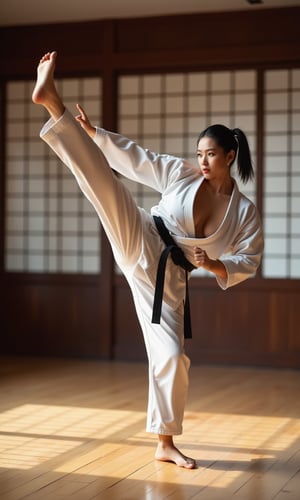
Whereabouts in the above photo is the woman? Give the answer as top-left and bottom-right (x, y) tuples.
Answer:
(32, 51), (263, 469)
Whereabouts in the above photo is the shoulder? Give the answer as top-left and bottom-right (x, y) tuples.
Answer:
(233, 181), (261, 224)
(234, 181), (255, 209)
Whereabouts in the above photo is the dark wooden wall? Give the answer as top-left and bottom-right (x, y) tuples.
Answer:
(0, 7), (300, 368)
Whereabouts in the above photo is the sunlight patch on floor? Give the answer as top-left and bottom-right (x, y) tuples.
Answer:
(0, 404), (145, 470)
(0, 403), (299, 488)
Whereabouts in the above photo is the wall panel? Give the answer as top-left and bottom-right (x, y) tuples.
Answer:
(1, 276), (106, 357)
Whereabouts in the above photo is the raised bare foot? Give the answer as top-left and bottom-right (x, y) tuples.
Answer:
(32, 51), (64, 120)
(155, 441), (196, 469)
(32, 52), (57, 104)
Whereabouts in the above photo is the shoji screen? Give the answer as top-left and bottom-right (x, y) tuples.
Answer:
(5, 77), (102, 273)
(263, 69), (300, 278)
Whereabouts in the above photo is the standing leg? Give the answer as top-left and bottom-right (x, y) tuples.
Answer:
(130, 274), (195, 468)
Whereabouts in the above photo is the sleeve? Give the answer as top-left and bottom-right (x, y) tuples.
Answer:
(93, 127), (185, 193)
(216, 204), (264, 290)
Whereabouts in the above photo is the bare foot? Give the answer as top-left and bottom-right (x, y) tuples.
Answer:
(32, 51), (64, 120)
(155, 439), (196, 469)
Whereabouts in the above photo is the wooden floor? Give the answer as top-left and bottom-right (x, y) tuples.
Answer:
(0, 357), (300, 500)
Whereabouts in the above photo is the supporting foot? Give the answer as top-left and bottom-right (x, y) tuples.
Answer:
(155, 436), (196, 469)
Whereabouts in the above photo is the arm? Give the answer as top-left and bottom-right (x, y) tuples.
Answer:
(75, 104), (194, 193)
(216, 206), (264, 289)
(194, 204), (264, 288)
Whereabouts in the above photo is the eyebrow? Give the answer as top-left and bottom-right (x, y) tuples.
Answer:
(197, 148), (216, 153)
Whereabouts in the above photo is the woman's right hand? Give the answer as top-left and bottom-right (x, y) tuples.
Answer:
(75, 104), (96, 138)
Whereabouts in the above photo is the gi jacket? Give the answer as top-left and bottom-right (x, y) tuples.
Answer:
(94, 128), (264, 292)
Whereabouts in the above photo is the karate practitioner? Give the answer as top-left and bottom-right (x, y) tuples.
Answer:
(32, 51), (264, 469)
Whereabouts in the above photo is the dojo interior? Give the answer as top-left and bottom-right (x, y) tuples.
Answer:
(0, 1), (300, 498)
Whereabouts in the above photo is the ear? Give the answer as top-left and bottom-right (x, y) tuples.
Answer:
(226, 149), (235, 166)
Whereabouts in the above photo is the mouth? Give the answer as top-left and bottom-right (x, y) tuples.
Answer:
(202, 168), (210, 174)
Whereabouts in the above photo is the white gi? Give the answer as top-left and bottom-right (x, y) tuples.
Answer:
(40, 109), (264, 436)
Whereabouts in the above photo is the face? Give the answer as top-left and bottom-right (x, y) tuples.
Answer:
(197, 136), (235, 181)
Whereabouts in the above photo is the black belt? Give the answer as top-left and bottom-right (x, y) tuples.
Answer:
(151, 215), (195, 339)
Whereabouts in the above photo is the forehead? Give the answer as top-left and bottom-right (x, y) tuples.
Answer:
(197, 136), (219, 150)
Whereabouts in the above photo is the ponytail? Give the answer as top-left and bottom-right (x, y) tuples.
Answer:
(197, 124), (254, 184)
(232, 128), (254, 183)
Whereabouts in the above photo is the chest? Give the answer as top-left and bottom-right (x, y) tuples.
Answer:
(193, 185), (231, 238)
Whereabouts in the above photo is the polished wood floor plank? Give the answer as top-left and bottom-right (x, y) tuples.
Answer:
(0, 357), (299, 499)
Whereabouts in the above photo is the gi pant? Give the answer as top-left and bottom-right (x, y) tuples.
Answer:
(40, 110), (191, 435)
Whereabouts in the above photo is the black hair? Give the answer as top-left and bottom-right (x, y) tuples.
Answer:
(197, 124), (254, 183)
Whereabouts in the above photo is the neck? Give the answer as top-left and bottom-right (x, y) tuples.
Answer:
(205, 176), (234, 196)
